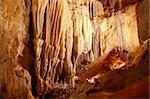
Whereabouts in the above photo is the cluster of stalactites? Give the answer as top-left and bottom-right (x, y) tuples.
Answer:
(32, 0), (74, 95)
(31, 0), (141, 96)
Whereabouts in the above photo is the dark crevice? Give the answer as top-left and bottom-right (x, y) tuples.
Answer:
(40, 8), (47, 79)
(28, 3), (37, 96)
(92, 2), (94, 19)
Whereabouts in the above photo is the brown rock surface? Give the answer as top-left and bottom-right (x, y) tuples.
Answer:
(0, 0), (34, 98)
(0, 0), (148, 98)
(137, 0), (149, 41)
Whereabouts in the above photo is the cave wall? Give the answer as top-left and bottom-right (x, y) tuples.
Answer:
(137, 0), (149, 41)
(0, 0), (147, 98)
(0, 0), (34, 98)
(70, 0), (141, 75)
(32, 0), (141, 96)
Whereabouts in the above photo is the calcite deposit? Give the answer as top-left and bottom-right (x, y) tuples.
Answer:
(0, 0), (149, 98)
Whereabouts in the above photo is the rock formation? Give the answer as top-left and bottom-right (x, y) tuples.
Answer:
(0, 0), (34, 98)
(0, 0), (149, 98)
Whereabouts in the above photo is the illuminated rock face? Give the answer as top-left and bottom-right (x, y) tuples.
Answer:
(32, 0), (141, 96)
(32, 0), (74, 95)
(0, 0), (145, 98)
(70, 0), (140, 75)
(99, 5), (140, 55)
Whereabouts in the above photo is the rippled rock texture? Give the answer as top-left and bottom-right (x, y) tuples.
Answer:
(0, 0), (148, 98)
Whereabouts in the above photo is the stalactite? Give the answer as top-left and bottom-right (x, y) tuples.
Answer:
(32, 0), (74, 95)
(31, 0), (141, 96)
(0, 0), (147, 98)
